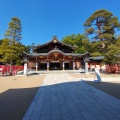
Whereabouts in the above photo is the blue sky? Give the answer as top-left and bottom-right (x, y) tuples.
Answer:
(0, 0), (120, 46)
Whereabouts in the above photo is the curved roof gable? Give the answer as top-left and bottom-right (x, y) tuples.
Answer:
(34, 35), (74, 50)
(48, 48), (65, 56)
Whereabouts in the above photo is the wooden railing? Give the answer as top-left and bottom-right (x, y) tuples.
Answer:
(0, 65), (24, 76)
(106, 64), (120, 74)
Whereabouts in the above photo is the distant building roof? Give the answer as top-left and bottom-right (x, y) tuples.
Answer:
(27, 50), (89, 57)
(34, 35), (74, 51)
(89, 56), (104, 60)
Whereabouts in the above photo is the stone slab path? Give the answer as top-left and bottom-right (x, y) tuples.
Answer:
(23, 73), (120, 120)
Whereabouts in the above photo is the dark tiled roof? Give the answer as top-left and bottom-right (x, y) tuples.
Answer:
(89, 56), (104, 60)
(27, 50), (89, 57)
(34, 35), (74, 50)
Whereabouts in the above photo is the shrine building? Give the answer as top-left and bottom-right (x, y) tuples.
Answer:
(21, 35), (90, 73)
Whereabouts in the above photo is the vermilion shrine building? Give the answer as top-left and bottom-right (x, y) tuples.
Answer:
(21, 35), (90, 74)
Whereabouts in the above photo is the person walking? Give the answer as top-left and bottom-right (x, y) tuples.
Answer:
(94, 67), (102, 83)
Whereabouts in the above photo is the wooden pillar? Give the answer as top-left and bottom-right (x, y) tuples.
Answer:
(85, 61), (89, 74)
(60, 61), (62, 70)
(73, 61), (75, 70)
(35, 57), (38, 71)
(69, 61), (71, 69)
(63, 61), (64, 70)
(23, 56), (28, 75)
(47, 62), (49, 71)
(79, 60), (82, 69)
(24, 62), (27, 75)
(36, 62), (38, 71)
(76, 61), (80, 69)
(39, 61), (41, 70)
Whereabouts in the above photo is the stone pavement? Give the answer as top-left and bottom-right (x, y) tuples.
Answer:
(22, 73), (120, 120)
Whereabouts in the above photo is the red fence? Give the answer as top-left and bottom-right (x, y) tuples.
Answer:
(106, 64), (120, 74)
(0, 65), (24, 76)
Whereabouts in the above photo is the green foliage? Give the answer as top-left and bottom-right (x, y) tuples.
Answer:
(62, 34), (83, 46)
(116, 37), (120, 46)
(103, 39), (120, 63)
(75, 46), (86, 54)
(0, 39), (3, 45)
(84, 9), (120, 42)
(4, 17), (22, 42)
(89, 42), (101, 52)
(0, 17), (27, 65)
(0, 38), (26, 65)
(62, 34), (89, 53)
(82, 39), (90, 51)
(25, 45), (31, 53)
(83, 9), (120, 63)
(104, 54), (118, 64)
(24, 43), (35, 53)
(90, 52), (102, 57)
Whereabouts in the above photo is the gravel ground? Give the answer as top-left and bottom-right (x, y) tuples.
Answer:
(0, 75), (46, 120)
(0, 73), (120, 120)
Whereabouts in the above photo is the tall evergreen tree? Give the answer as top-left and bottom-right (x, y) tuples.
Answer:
(4, 17), (22, 42)
(2, 17), (25, 74)
(84, 9), (120, 42)
(84, 9), (120, 57)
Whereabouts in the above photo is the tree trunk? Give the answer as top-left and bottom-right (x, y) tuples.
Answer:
(10, 60), (12, 75)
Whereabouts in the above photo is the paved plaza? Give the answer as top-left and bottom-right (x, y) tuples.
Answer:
(23, 73), (120, 120)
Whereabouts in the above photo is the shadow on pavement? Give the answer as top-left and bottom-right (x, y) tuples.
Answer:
(84, 80), (120, 100)
(0, 87), (39, 120)
(1, 80), (120, 120)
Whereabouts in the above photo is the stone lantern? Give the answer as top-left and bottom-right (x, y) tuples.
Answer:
(23, 56), (29, 75)
(20, 52), (29, 76)
(83, 52), (90, 74)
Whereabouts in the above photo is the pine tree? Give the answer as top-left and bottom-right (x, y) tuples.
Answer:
(4, 17), (22, 42)
(84, 9), (120, 62)
(3, 17), (25, 74)
(84, 9), (120, 42)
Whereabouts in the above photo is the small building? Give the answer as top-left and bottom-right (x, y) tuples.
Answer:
(21, 35), (90, 73)
(89, 56), (105, 71)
